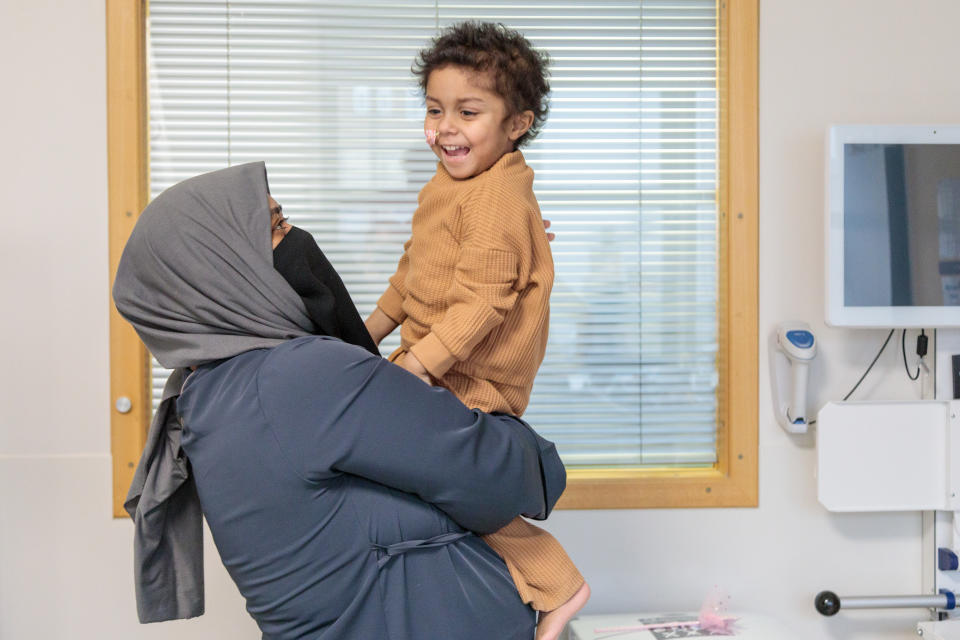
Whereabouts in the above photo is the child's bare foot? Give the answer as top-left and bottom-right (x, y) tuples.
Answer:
(534, 581), (591, 640)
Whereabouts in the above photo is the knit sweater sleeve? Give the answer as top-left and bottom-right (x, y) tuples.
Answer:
(409, 182), (529, 379)
(376, 236), (412, 324)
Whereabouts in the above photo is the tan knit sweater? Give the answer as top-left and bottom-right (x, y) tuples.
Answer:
(377, 151), (553, 415)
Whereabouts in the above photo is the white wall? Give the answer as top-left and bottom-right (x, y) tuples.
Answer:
(3, 1), (959, 638)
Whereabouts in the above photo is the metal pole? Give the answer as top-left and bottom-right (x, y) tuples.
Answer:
(815, 590), (955, 616)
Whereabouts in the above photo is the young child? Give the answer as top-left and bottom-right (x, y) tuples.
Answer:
(364, 21), (589, 640)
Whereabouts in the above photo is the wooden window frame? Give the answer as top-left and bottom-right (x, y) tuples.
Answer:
(107, 0), (149, 517)
(106, 0), (758, 516)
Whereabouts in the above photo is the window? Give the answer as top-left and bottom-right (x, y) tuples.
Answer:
(107, 0), (757, 516)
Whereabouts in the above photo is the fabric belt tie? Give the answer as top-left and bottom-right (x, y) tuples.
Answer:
(371, 531), (472, 569)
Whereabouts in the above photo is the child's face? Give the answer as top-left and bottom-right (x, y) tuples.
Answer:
(424, 65), (532, 180)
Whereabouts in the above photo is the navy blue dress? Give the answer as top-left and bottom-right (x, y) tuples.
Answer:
(177, 336), (566, 639)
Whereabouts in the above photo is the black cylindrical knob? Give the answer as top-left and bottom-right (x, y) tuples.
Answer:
(815, 590), (840, 616)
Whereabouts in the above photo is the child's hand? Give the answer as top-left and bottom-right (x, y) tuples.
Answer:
(543, 219), (555, 242)
(364, 307), (398, 346)
(401, 351), (433, 386)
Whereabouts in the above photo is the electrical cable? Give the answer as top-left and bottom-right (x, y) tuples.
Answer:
(902, 329), (920, 381)
(842, 329), (895, 401)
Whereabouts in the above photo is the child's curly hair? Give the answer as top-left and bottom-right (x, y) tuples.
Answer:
(413, 22), (550, 148)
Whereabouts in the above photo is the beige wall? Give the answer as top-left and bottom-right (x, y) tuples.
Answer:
(3, 1), (960, 637)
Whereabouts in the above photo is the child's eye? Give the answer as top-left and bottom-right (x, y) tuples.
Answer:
(427, 108), (441, 116)
(461, 110), (476, 117)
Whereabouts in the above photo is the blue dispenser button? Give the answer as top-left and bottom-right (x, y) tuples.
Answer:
(786, 330), (814, 349)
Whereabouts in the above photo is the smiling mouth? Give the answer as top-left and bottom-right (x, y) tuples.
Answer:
(441, 145), (470, 158)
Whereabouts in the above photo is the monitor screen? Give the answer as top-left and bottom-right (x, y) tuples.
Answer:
(827, 126), (960, 327)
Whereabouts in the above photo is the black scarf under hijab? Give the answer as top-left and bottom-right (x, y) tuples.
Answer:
(273, 226), (380, 356)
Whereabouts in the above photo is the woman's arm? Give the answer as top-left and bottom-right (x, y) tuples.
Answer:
(257, 337), (565, 534)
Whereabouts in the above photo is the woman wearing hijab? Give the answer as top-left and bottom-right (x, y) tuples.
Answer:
(113, 162), (565, 640)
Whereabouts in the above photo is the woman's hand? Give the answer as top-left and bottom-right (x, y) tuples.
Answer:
(400, 351), (433, 386)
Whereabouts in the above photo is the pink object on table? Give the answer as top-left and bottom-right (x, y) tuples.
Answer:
(699, 585), (737, 633)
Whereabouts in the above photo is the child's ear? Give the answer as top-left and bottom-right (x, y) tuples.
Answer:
(508, 110), (535, 142)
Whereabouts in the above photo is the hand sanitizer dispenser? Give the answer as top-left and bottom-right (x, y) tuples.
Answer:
(772, 321), (817, 434)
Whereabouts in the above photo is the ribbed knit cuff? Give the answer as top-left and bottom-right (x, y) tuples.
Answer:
(409, 332), (457, 379)
(376, 285), (407, 324)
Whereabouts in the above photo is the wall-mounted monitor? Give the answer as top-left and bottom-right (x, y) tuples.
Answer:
(826, 125), (960, 327)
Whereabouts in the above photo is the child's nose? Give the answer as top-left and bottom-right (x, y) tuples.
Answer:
(438, 115), (457, 134)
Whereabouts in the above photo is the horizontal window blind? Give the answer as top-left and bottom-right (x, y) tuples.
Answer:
(146, 0), (718, 468)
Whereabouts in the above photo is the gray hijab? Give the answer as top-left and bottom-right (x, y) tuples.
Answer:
(113, 161), (312, 367)
(114, 162), (312, 622)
